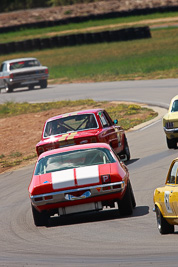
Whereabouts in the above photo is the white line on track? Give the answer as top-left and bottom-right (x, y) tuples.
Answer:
(139, 119), (162, 131)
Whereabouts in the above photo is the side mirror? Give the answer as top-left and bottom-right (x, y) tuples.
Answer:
(113, 119), (118, 125)
(119, 154), (127, 161)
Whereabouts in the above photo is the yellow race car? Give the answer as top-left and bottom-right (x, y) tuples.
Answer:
(163, 95), (178, 149)
(153, 158), (178, 234)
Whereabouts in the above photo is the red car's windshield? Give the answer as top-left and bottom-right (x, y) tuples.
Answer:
(44, 113), (98, 137)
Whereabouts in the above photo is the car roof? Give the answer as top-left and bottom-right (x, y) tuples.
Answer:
(45, 109), (104, 122)
(170, 95), (178, 102)
(38, 142), (112, 160)
(168, 95), (178, 112)
(2, 58), (38, 64)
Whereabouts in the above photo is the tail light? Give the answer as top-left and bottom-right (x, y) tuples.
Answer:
(45, 69), (48, 74)
(34, 197), (43, 202)
(44, 195), (53, 200)
(102, 186), (111, 191)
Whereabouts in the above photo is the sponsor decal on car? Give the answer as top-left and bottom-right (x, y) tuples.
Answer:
(164, 191), (173, 213)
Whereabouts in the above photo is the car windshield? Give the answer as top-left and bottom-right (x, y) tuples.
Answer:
(9, 59), (40, 70)
(34, 148), (116, 175)
(43, 113), (98, 137)
(171, 100), (178, 112)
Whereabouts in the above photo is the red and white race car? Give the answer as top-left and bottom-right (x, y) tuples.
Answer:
(29, 143), (136, 226)
(36, 109), (131, 161)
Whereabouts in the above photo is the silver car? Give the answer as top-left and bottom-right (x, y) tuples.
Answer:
(0, 57), (48, 93)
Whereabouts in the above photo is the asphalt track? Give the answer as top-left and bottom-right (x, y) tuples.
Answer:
(1, 78), (178, 266)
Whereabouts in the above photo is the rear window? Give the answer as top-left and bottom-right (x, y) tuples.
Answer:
(9, 60), (40, 70)
(34, 148), (115, 175)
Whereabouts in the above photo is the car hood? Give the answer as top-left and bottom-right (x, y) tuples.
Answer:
(38, 129), (100, 145)
(164, 112), (178, 122)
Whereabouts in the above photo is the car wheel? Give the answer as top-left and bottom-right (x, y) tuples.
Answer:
(130, 182), (136, 208)
(40, 79), (47, 89)
(166, 137), (177, 149)
(118, 180), (133, 216)
(155, 206), (174, 234)
(28, 84), (34, 90)
(5, 83), (13, 93)
(121, 136), (130, 161)
(31, 204), (49, 226)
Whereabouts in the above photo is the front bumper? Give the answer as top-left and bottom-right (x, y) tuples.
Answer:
(164, 127), (178, 133)
(163, 127), (178, 138)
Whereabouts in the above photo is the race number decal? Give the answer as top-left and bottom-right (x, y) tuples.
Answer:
(164, 191), (173, 213)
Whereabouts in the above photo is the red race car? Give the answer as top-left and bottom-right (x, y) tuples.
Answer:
(29, 143), (136, 226)
(36, 109), (130, 161)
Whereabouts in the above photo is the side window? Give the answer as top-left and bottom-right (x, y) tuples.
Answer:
(98, 111), (110, 128)
(1, 63), (6, 72)
(103, 110), (113, 125)
(171, 100), (178, 112)
(167, 161), (178, 184)
(3, 64), (7, 71)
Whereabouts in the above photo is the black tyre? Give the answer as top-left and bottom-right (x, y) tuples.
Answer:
(155, 206), (174, 234)
(28, 84), (34, 90)
(118, 181), (133, 216)
(166, 137), (177, 149)
(31, 204), (49, 226)
(122, 136), (131, 161)
(40, 79), (47, 89)
(130, 182), (136, 208)
(5, 83), (13, 93)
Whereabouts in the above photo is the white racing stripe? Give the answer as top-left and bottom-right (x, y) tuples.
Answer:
(51, 165), (100, 189)
(76, 165), (99, 185)
(52, 169), (75, 190)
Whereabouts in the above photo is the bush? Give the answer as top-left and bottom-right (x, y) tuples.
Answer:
(0, 0), (49, 12)
(0, 0), (100, 12)
(49, 0), (98, 6)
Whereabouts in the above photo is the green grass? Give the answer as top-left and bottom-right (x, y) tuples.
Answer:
(0, 99), (98, 118)
(0, 100), (158, 130)
(0, 11), (178, 43)
(0, 27), (177, 81)
(0, 10), (177, 81)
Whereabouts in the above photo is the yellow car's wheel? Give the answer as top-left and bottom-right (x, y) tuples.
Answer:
(155, 206), (174, 234)
(166, 137), (177, 149)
